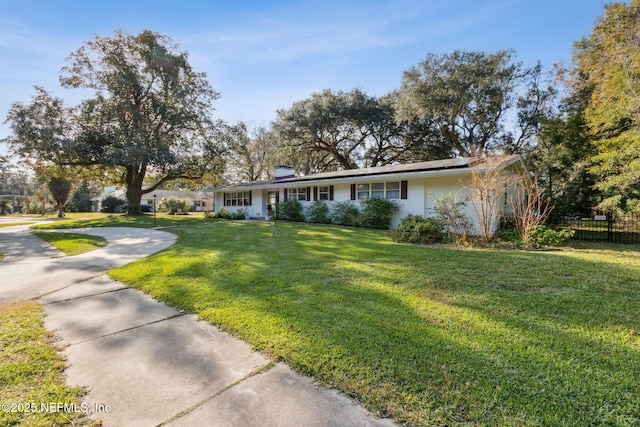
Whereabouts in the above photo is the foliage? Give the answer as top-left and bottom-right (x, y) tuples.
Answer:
(571, 1), (640, 211)
(330, 200), (361, 226)
(66, 181), (99, 212)
(527, 225), (574, 248)
(396, 50), (554, 156)
(273, 89), (452, 172)
(215, 208), (246, 220)
(304, 200), (331, 224)
(100, 195), (125, 213)
(219, 122), (282, 182)
(47, 177), (72, 218)
(276, 198), (304, 222)
(0, 302), (91, 426)
(3, 30), (223, 215)
(31, 189), (52, 215)
(525, 93), (598, 219)
(433, 193), (471, 238)
(32, 231), (108, 255)
(359, 197), (400, 229)
(106, 221), (640, 426)
(390, 214), (445, 244)
(158, 196), (190, 215)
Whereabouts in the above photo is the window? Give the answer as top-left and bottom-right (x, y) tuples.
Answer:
(288, 187), (307, 201)
(385, 182), (400, 199)
(356, 182), (400, 199)
(224, 191), (251, 206)
(357, 184), (370, 199)
(318, 186), (330, 201)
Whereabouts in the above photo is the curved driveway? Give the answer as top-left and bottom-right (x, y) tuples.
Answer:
(0, 223), (396, 427)
(0, 225), (176, 303)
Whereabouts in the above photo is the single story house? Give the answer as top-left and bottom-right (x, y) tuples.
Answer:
(213, 155), (526, 233)
(91, 187), (214, 212)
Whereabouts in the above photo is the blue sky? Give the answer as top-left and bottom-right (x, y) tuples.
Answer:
(0, 0), (609, 152)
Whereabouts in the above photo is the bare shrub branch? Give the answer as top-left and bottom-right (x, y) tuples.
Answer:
(508, 176), (553, 241)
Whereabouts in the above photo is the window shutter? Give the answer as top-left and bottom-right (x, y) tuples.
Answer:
(306, 187), (311, 201)
(313, 186), (318, 201)
(401, 181), (408, 199)
(223, 192), (227, 206)
(284, 188), (288, 199)
(249, 191), (252, 206)
(329, 185), (334, 201)
(350, 184), (356, 200)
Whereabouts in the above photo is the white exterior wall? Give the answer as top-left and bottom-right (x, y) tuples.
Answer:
(213, 167), (517, 234)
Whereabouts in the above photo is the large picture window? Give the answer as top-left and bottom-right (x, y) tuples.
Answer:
(357, 182), (400, 199)
(224, 191), (251, 206)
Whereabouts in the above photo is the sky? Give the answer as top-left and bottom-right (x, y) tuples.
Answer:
(0, 0), (611, 156)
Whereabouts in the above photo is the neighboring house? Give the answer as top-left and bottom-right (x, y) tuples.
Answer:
(140, 190), (214, 212)
(91, 187), (214, 212)
(213, 155), (526, 233)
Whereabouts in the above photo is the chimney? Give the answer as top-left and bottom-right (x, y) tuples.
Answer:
(275, 165), (295, 180)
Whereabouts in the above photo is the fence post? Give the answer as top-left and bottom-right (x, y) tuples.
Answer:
(607, 211), (613, 243)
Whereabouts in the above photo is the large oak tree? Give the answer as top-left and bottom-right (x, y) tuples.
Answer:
(395, 50), (553, 157)
(4, 30), (222, 214)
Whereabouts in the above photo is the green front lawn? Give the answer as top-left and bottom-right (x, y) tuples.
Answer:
(104, 221), (640, 426)
(0, 222), (34, 228)
(30, 212), (211, 230)
(0, 302), (94, 426)
(32, 232), (108, 256)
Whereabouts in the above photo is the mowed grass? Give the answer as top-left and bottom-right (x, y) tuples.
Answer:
(0, 222), (35, 228)
(0, 302), (93, 426)
(30, 212), (211, 230)
(32, 232), (108, 256)
(106, 222), (639, 425)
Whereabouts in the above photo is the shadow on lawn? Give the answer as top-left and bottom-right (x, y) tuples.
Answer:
(117, 221), (640, 426)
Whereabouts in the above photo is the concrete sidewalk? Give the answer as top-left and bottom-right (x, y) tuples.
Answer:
(0, 224), (396, 427)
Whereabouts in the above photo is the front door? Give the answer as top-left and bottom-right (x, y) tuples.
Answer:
(267, 191), (279, 219)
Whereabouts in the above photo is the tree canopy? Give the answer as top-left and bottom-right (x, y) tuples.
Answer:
(4, 30), (223, 214)
(272, 88), (452, 172)
(395, 50), (553, 158)
(572, 0), (640, 211)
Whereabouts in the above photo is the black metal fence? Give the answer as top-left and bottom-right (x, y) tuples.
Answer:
(558, 213), (640, 244)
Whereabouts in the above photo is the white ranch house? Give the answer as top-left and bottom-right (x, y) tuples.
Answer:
(213, 155), (525, 233)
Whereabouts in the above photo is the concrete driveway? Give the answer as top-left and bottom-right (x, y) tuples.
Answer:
(0, 223), (396, 427)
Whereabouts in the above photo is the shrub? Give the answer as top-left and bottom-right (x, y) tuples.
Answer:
(101, 195), (125, 213)
(360, 198), (400, 229)
(214, 208), (245, 220)
(276, 199), (304, 221)
(203, 210), (214, 219)
(331, 201), (361, 226)
(76, 197), (94, 212)
(305, 200), (331, 224)
(433, 193), (471, 238)
(527, 225), (574, 248)
(390, 214), (445, 244)
(158, 197), (189, 215)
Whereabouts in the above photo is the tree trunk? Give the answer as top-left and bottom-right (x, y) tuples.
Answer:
(125, 164), (146, 215)
(57, 202), (65, 218)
